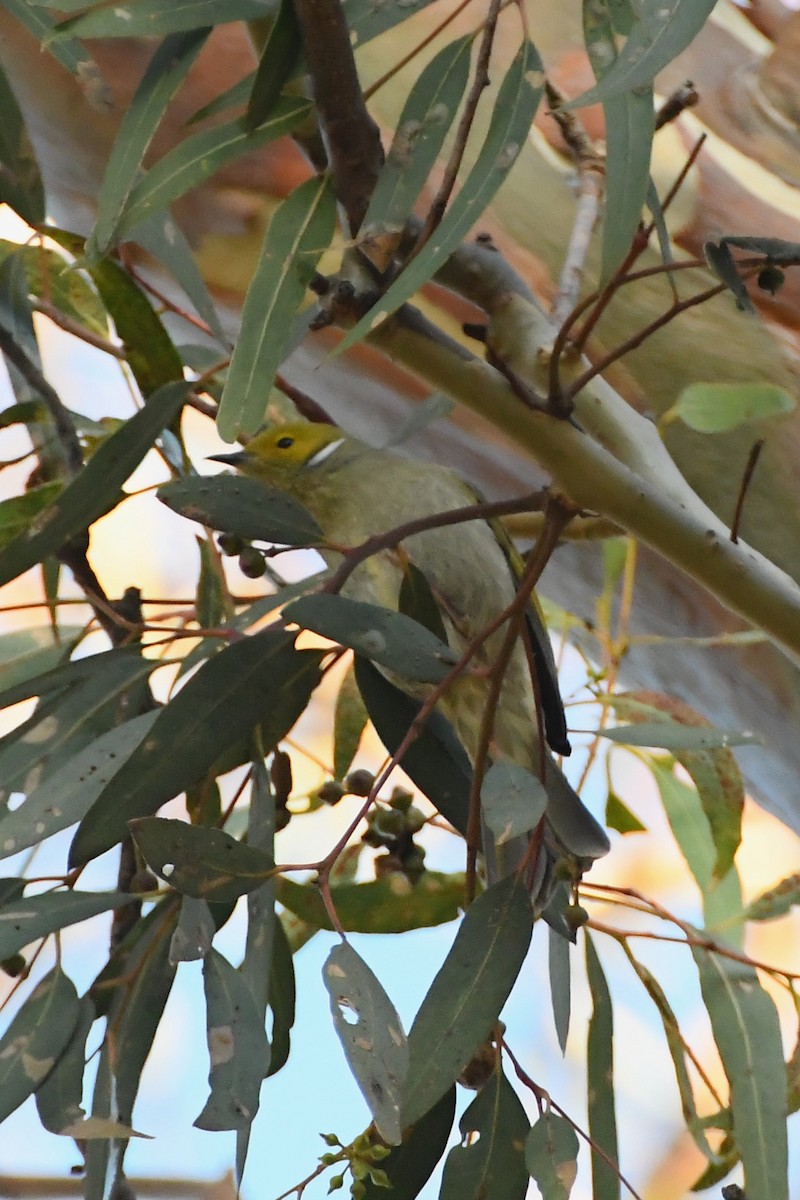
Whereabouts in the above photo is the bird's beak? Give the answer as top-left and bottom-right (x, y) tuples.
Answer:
(207, 451), (247, 466)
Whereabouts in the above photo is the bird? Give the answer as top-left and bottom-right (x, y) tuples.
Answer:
(210, 421), (609, 909)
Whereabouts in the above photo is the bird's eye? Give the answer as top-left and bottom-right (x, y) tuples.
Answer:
(276, 436), (295, 450)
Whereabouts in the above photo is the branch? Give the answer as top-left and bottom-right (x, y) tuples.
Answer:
(292, 0), (383, 234)
(363, 304), (800, 664)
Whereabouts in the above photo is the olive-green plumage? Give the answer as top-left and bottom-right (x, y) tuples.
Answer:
(212, 422), (609, 888)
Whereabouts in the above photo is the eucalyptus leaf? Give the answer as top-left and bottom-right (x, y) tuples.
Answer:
(525, 1112), (580, 1200)
(0, 967), (80, 1122)
(158, 474), (322, 545)
(130, 817), (274, 903)
(402, 875), (533, 1126)
(481, 762), (547, 845)
(169, 896), (216, 963)
(285, 594), (457, 683)
(0, 891), (136, 960)
(439, 1067), (529, 1200)
(35, 994), (95, 1134)
(275, 872), (466, 935)
(69, 630), (323, 866)
(88, 29), (211, 255)
(0, 710), (158, 860)
(324, 941), (408, 1145)
(664, 382), (795, 434)
(693, 947), (788, 1200)
(361, 1086), (456, 1200)
(116, 100), (312, 239)
(194, 948), (270, 1131)
(568, 1), (717, 108)
(354, 656), (473, 837)
(338, 41), (545, 354)
(585, 935), (619, 1200)
(0, 380), (189, 587)
(51, 0), (276, 39)
(217, 175), (337, 439)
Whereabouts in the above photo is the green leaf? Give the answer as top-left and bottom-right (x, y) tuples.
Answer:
(158, 474), (322, 545)
(744, 873), (800, 923)
(51, 0), (279, 38)
(0, 711), (157, 860)
(604, 791), (646, 834)
(0, 967), (80, 1122)
(526, 1112), (580, 1200)
(439, 1065), (529, 1200)
(266, 916), (295, 1076)
(611, 694), (745, 882)
(0, 484), (63, 551)
(245, 0), (303, 131)
(649, 761), (743, 934)
(664, 382), (795, 433)
(625, 951), (717, 1161)
(235, 755), (275, 1175)
(35, 994), (95, 1134)
(169, 895), (216, 963)
(0, 63), (44, 225)
(217, 175), (337, 439)
(402, 875), (533, 1126)
(364, 36), (472, 234)
(0, 648), (155, 808)
(69, 630), (324, 866)
(323, 941), (409, 1145)
(130, 816), (274, 903)
(548, 924), (571, 1054)
(112, 99), (311, 238)
(354, 656), (472, 837)
(481, 762), (547, 845)
(568, 1), (716, 108)
(361, 1086), (456, 1200)
(285, 594), (457, 684)
(194, 947), (271, 1131)
(584, 2), (655, 280)
(83, 902), (177, 1194)
(0, 625), (82, 692)
(1, 0), (109, 104)
(333, 666), (369, 781)
(601, 722), (759, 750)
(338, 38), (546, 353)
(275, 872), (466, 935)
(0, 891), (136, 959)
(693, 947), (788, 1200)
(397, 561), (449, 645)
(585, 935), (620, 1200)
(47, 229), (185, 395)
(132, 211), (226, 343)
(0, 380), (188, 587)
(88, 29), (210, 255)
(345, 0), (454, 48)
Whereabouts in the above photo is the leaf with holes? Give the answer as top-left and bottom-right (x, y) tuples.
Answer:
(324, 941), (408, 1145)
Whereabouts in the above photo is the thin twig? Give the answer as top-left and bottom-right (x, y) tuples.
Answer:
(321, 490), (548, 596)
(503, 1038), (646, 1200)
(730, 439), (764, 545)
(545, 80), (605, 329)
(364, 0), (475, 101)
(408, 0), (504, 261)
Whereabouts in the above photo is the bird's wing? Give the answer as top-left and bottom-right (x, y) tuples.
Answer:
(486, 512), (571, 756)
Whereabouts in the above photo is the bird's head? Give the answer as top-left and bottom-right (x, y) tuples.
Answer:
(209, 422), (350, 488)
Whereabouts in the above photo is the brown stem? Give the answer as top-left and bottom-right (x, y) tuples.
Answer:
(293, 0), (384, 234)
